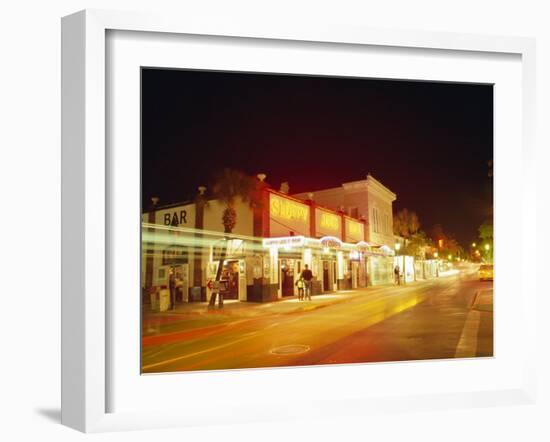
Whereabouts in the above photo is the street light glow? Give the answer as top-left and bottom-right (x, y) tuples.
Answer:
(485, 244), (490, 251)
(395, 242), (401, 251)
(472, 242), (476, 247)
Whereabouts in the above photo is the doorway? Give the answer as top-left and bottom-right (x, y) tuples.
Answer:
(280, 259), (295, 297)
(221, 260), (239, 300)
(351, 261), (358, 289)
(322, 260), (330, 291)
(169, 264), (189, 303)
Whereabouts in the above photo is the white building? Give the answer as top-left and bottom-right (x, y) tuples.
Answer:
(142, 175), (398, 305)
(293, 174), (397, 285)
(293, 174), (396, 248)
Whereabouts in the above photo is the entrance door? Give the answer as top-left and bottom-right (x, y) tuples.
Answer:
(281, 259), (295, 297)
(332, 261), (337, 291)
(351, 261), (358, 289)
(238, 260), (247, 301)
(222, 261), (239, 299)
(322, 261), (330, 291)
(177, 264), (189, 302)
(169, 264), (189, 304)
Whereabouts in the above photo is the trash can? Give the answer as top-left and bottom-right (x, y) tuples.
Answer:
(189, 286), (202, 302)
(149, 290), (159, 311)
(159, 288), (171, 311)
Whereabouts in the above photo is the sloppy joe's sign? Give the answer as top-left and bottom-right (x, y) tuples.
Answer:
(269, 193), (310, 236)
(315, 208), (342, 238)
(345, 218), (365, 242)
(319, 212), (339, 230)
(269, 194), (309, 222)
(263, 236), (305, 248)
(320, 236), (342, 249)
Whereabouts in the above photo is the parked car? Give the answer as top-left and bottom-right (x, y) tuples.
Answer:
(479, 264), (494, 281)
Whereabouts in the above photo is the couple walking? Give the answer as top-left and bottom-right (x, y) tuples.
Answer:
(295, 264), (313, 301)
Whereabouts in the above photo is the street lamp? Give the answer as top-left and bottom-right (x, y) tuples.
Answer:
(472, 242), (476, 247)
(434, 252), (438, 258)
(484, 243), (490, 251)
(448, 254), (452, 260)
(395, 242), (401, 254)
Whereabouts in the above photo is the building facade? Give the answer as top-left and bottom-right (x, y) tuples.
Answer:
(142, 175), (397, 304)
(293, 174), (397, 286)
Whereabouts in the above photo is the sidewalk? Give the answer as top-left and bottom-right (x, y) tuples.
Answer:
(142, 284), (400, 336)
(145, 289), (365, 318)
(142, 281), (434, 343)
(142, 284), (406, 346)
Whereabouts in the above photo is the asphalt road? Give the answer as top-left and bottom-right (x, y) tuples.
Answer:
(141, 264), (493, 373)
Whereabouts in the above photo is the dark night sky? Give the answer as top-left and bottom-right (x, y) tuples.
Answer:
(141, 68), (493, 246)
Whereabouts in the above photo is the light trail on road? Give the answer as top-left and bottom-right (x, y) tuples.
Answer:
(141, 266), (493, 373)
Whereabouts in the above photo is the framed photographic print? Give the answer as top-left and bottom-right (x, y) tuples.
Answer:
(61, 9), (537, 432)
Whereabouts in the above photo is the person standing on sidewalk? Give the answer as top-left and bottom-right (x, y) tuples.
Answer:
(169, 269), (177, 310)
(300, 264), (313, 301)
(394, 264), (401, 285)
(295, 277), (305, 301)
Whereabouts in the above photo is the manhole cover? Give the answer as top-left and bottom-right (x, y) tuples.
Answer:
(270, 344), (310, 355)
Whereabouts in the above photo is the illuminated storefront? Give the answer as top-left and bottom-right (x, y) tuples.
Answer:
(367, 245), (396, 285)
(142, 183), (396, 304)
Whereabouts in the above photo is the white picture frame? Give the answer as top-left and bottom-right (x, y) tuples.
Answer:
(61, 9), (537, 433)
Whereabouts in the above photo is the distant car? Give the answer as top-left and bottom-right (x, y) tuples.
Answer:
(479, 264), (494, 281)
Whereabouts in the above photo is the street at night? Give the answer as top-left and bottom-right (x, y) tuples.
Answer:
(140, 68), (494, 373)
(142, 263), (493, 373)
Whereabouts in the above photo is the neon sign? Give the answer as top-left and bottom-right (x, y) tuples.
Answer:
(270, 194), (309, 223)
(347, 219), (362, 237)
(320, 236), (342, 249)
(263, 236), (305, 248)
(319, 212), (339, 231)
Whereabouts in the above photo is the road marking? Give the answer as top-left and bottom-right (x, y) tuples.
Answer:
(470, 290), (480, 308)
(454, 310), (481, 358)
(270, 344), (310, 355)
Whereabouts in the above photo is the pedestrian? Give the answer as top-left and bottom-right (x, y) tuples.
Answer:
(168, 268), (177, 309)
(394, 264), (400, 285)
(295, 277), (305, 300)
(300, 264), (313, 301)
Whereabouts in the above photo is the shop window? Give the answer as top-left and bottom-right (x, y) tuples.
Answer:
(162, 245), (188, 265)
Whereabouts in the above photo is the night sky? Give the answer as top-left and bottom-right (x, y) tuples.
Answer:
(141, 68), (493, 246)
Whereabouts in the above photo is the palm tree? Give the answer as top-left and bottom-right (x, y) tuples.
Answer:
(393, 209), (420, 240)
(208, 169), (261, 307)
(404, 230), (432, 258)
